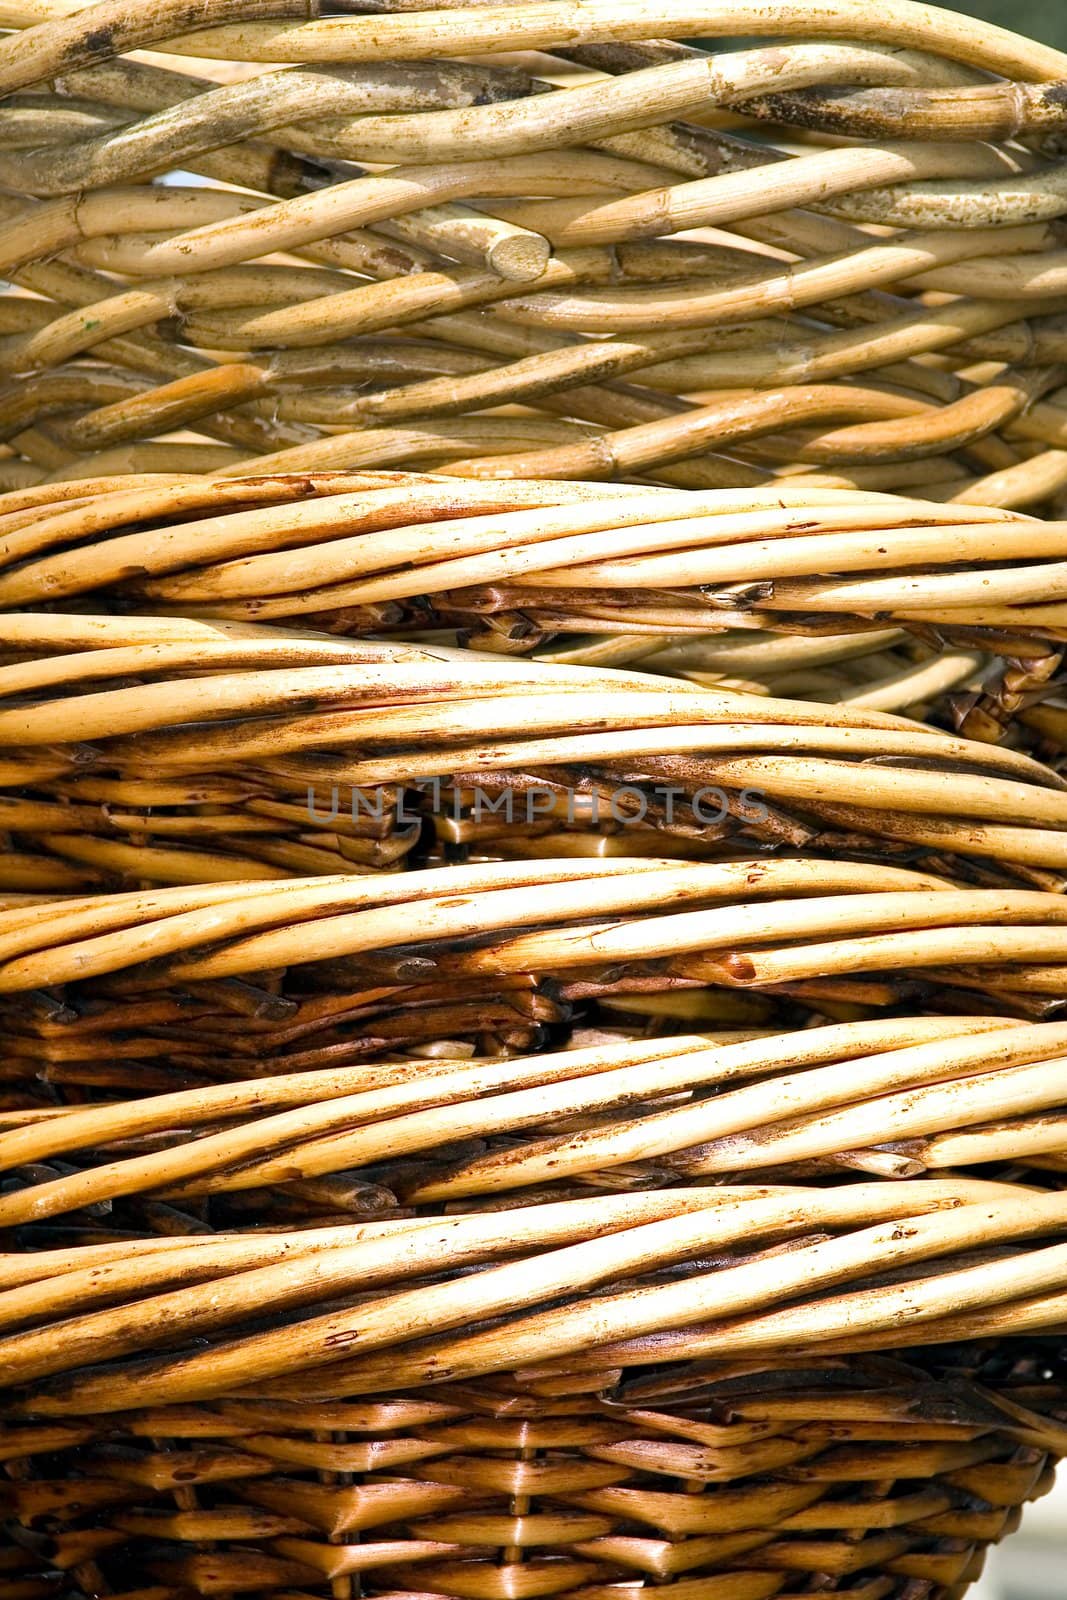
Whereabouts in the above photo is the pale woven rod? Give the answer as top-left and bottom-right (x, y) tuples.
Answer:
(1, 470), (1051, 750)
(0, 1298), (1063, 1600)
(6, 611), (1067, 892)
(3, 852), (1067, 1600)
(5, 3), (1067, 498)
(4, 470), (1067, 764)
(3, 7), (1067, 1599)
(7, 473), (1067, 658)
(1, 1023), (1066, 1600)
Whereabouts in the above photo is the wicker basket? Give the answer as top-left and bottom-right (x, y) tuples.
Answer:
(1, 997), (1067, 1596)
(2, 1036), (1067, 1600)
(2, 475), (1067, 660)
(6, 606), (1067, 892)
(1, 501), (1066, 1598)
(1, 1336), (1062, 1600)
(2, 512), (1067, 1599)
(2, 0), (1067, 502)
(4, 3), (1067, 1594)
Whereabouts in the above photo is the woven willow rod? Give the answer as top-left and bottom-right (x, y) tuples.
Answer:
(3, 0), (1066, 79)
(7, 858), (1067, 1019)
(4, 615), (1067, 888)
(3, 8), (1067, 1598)
(5, 476), (1067, 668)
(2, 3), (1067, 495)
(1, 1344), (1060, 1597)
(624, 628), (988, 714)
(9, 1186), (1067, 1411)
(2, 1017), (1062, 1228)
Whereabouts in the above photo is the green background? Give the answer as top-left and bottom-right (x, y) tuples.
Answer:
(954, 0), (1067, 47)
(697, 2), (1067, 55)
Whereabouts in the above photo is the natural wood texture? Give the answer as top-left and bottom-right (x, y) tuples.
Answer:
(2, 7), (1067, 1596)
(0, 1017), (1061, 1224)
(6, 473), (1067, 657)
(3, 608), (1067, 890)
(2, 4), (1067, 496)
(0, 1330), (1063, 1599)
